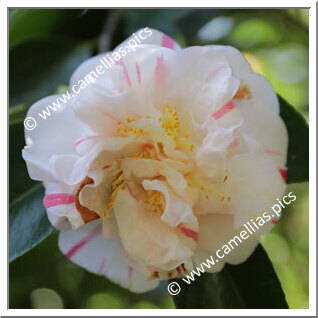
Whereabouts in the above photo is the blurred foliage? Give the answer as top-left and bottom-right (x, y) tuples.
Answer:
(9, 8), (309, 309)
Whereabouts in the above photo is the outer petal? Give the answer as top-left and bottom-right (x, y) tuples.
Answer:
(225, 153), (286, 227)
(58, 220), (159, 293)
(22, 95), (89, 182)
(115, 28), (182, 51)
(193, 213), (266, 273)
(236, 99), (288, 167)
(43, 181), (84, 230)
(167, 45), (278, 113)
(51, 136), (135, 186)
(196, 105), (243, 180)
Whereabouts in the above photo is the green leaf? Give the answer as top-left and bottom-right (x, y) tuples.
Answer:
(9, 38), (93, 107)
(279, 95), (309, 183)
(9, 183), (54, 262)
(9, 9), (75, 49)
(123, 9), (193, 35)
(9, 104), (29, 124)
(9, 9), (108, 49)
(9, 120), (37, 203)
(173, 244), (288, 309)
(9, 120), (53, 261)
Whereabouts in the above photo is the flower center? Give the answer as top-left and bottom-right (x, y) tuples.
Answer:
(103, 105), (198, 216)
(144, 190), (166, 215)
(104, 169), (125, 215)
(159, 105), (180, 137)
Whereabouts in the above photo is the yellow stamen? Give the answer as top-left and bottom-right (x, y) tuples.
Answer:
(191, 182), (223, 200)
(105, 170), (125, 213)
(160, 105), (180, 137)
(144, 190), (166, 215)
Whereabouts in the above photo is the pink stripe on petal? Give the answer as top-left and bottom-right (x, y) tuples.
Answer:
(43, 193), (75, 209)
(98, 108), (128, 135)
(264, 149), (282, 156)
(212, 100), (236, 120)
(66, 226), (100, 259)
(205, 64), (225, 83)
(162, 34), (175, 49)
(279, 168), (288, 182)
(102, 164), (112, 170)
(142, 143), (154, 150)
(136, 62), (141, 85)
(155, 55), (167, 89)
(128, 266), (133, 283)
(75, 138), (85, 147)
(98, 258), (107, 274)
(75, 136), (100, 147)
(116, 59), (131, 87)
(229, 137), (240, 148)
(98, 108), (119, 123)
(179, 226), (199, 243)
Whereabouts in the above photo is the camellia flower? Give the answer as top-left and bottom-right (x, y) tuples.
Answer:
(23, 28), (288, 292)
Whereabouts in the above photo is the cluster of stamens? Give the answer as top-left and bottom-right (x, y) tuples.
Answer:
(104, 169), (125, 216)
(116, 118), (144, 136)
(159, 105), (195, 152)
(159, 105), (180, 137)
(131, 147), (157, 160)
(103, 105), (230, 217)
(144, 190), (166, 215)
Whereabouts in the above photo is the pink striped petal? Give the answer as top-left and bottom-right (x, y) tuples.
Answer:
(66, 225), (100, 259)
(205, 64), (225, 83)
(212, 100), (236, 120)
(155, 55), (167, 89)
(161, 34), (175, 49)
(229, 137), (240, 148)
(179, 226), (199, 243)
(98, 108), (120, 123)
(116, 59), (131, 87)
(75, 136), (100, 147)
(264, 149), (282, 156)
(98, 258), (107, 274)
(128, 266), (133, 283)
(136, 62), (141, 85)
(279, 168), (288, 182)
(43, 193), (75, 209)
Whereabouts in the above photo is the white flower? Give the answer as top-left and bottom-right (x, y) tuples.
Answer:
(23, 29), (288, 293)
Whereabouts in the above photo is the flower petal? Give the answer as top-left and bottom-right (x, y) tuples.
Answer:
(193, 213), (267, 272)
(142, 179), (196, 226)
(43, 181), (84, 230)
(225, 153), (286, 227)
(58, 220), (159, 292)
(114, 190), (194, 269)
(115, 28), (181, 51)
(22, 95), (88, 182)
